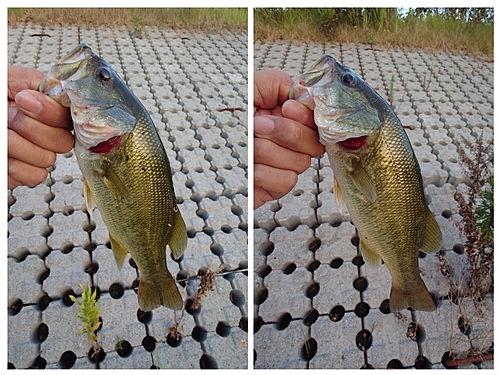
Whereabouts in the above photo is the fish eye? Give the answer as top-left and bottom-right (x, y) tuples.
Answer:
(341, 73), (356, 86)
(95, 67), (111, 82)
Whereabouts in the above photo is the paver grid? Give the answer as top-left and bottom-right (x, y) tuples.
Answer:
(8, 24), (248, 369)
(254, 41), (493, 369)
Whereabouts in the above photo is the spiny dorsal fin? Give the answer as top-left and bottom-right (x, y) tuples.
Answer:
(421, 208), (442, 254)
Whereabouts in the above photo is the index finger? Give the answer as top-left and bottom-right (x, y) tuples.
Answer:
(254, 70), (294, 113)
(8, 66), (44, 99)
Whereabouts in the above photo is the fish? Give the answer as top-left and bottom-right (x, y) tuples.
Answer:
(290, 54), (442, 311)
(39, 43), (187, 311)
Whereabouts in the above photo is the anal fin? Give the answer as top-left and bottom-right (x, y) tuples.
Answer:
(109, 233), (129, 270)
(359, 237), (382, 265)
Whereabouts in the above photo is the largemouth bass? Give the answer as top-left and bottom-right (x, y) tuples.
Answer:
(290, 55), (442, 311)
(39, 43), (187, 311)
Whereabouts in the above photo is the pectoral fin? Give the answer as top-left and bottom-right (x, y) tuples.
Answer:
(97, 160), (133, 204)
(359, 237), (382, 265)
(349, 161), (377, 203)
(421, 209), (442, 254)
(169, 208), (188, 260)
(109, 233), (129, 270)
(83, 178), (95, 214)
(333, 176), (345, 212)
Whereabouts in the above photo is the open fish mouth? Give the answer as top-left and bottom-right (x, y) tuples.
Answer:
(338, 135), (368, 151)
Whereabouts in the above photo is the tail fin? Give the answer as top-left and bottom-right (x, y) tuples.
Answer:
(138, 272), (183, 311)
(390, 279), (436, 312)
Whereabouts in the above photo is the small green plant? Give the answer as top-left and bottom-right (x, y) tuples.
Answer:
(474, 175), (493, 241)
(115, 337), (125, 351)
(388, 74), (395, 107)
(132, 15), (144, 38)
(70, 284), (102, 358)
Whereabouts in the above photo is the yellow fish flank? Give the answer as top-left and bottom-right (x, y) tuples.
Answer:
(290, 55), (442, 311)
(39, 43), (187, 311)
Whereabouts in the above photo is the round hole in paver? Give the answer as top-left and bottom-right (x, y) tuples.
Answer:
(305, 282), (320, 299)
(353, 277), (368, 292)
(216, 321), (231, 337)
(61, 242), (74, 254)
(166, 332), (182, 347)
(442, 209), (453, 219)
(254, 316), (264, 333)
(142, 335), (156, 352)
(33, 323), (49, 343)
(354, 302), (370, 318)
(192, 325), (208, 342)
(307, 260), (320, 272)
(254, 286), (268, 305)
(329, 305), (345, 322)
(308, 238), (321, 252)
(281, 262), (295, 275)
(415, 355), (432, 369)
(176, 270), (190, 287)
(303, 308), (319, 326)
(441, 351), (458, 369)
(352, 255), (365, 267)
(200, 354), (218, 369)
(185, 298), (200, 315)
(221, 224), (232, 233)
(88, 346), (105, 363)
(330, 257), (343, 269)
(453, 244), (465, 254)
(137, 309), (152, 324)
(210, 243), (224, 256)
(62, 289), (76, 306)
(85, 262), (99, 275)
(29, 356), (47, 369)
(116, 340), (133, 357)
(380, 299), (391, 314)
(256, 264), (272, 278)
(38, 295), (52, 311)
(238, 259), (248, 275)
(300, 338), (318, 361)
(230, 289), (245, 307)
(351, 236), (359, 247)
(21, 211), (35, 220)
(239, 316), (248, 332)
(9, 298), (23, 315)
(239, 221), (248, 232)
(59, 350), (77, 369)
(129, 258), (138, 269)
(458, 315), (472, 336)
(356, 329), (372, 351)
(196, 208), (209, 220)
(387, 359), (404, 369)
(258, 241), (274, 256)
(276, 312), (292, 331)
(190, 192), (202, 203)
(109, 283), (124, 299)
(203, 226), (215, 236)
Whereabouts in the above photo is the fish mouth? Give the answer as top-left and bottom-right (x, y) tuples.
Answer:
(337, 136), (368, 151)
(89, 135), (123, 154)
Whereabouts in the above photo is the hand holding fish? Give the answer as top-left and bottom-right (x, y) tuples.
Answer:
(254, 69), (325, 209)
(8, 66), (74, 189)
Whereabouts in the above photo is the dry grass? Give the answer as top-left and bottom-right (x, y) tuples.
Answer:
(254, 8), (493, 59)
(7, 8), (247, 34)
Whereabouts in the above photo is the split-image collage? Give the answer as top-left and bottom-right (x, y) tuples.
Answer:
(7, 7), (494, 370)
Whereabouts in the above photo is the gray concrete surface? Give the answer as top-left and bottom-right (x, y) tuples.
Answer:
(254, 41), (493, 369)
(8, 24), (248, 369)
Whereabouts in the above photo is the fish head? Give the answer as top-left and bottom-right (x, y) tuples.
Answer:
(290, 54), (382, 152)
(39, 43), (136, 153)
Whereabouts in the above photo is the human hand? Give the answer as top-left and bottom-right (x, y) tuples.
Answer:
(254, 69), (325, 209)
(8, 66), (74, 189)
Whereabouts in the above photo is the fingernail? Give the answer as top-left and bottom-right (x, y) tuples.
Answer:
(282, 100), (307, 123)
(254, 116), (274, 135)
(15, 91), (43, 114)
